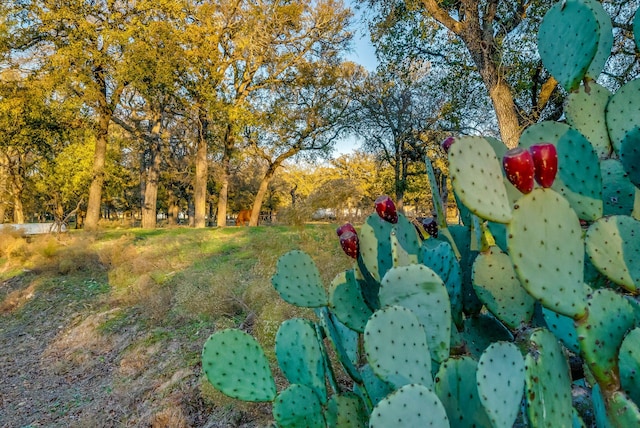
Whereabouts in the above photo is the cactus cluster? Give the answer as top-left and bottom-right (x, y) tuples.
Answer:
(202, 2), (640, 426)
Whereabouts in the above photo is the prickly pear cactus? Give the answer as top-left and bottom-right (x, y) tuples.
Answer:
(201, 2), (640, 426)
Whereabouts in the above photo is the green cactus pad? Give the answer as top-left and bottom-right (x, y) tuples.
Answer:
(325, 392), (367, 428)
(591, 383), (613, 428)
(477, 342), (526, 428)
(572, 408), (587, 428)
(585, 215), (640, 293)
(576, 289), (636, 389)
(581, 0), (613, 79)
(363, 305), (433, 389)
(448, 225), (484, 315)
(271, 250), (327, 307)
(420, 239), (463, 326)
(508, 188), (588, 318)
(519, 121), (603, 220)
(541, 307), (580, 354)
(319, 308), (362, 383)
(379, 265), (451, 362)
(275, 318), (327, 401)
(619, 127), (640, 188)
(329, 270), (373, 332)
(605, 79), (640, 154)
(538, 0), (599, 92)
(202, 329), (276, 402)
(359, 213), (416, 283)
(487, 221), (508, 253)
(360, 364), (393, 407)
(605, 391), (640, 427)
(525, 328), (573, 427)
(472, 246), (535, 329)
(425, 156), (448, 228)
(369, 384), (450, 428)
(461, 314), (514, 359)
(273, 384), (325, 428)
(434, 357), (492, 427)
(601, 158), (638, 216)
(565, 82), (613, 159)
(619, 327), (640, 406)
(448, 136), (512, 223)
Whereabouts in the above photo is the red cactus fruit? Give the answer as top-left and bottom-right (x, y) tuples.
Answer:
(441, 136), (456, 154)
(374, 195), (398, 224)
(502, 148), (535, 194)
(529, 143), (558, 188)
(339, 231), (359, 259)
(336, 222), (357, 237)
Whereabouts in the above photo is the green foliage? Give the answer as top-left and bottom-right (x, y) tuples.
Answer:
(202, 2), (640, 426)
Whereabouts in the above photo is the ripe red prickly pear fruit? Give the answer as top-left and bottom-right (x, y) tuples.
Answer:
(441, 136), (456, 154)
(502, 148), (535, 194)
(339, 231), (359, 259)
(529, 143), (558, 188)
(421, 217), (438, 238)
(374, 195), (398, 224)
(336, 222), (357, 237)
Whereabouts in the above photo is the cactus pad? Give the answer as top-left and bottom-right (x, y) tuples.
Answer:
(360, 364), (393, 407)
(585, 215), (640, 293)
(619, 327), (640, 406)
(635, 8), (640, 50)
(420, 239), (463, 326)
(369, 384), (450, 428)
(273, 384), (325, 428)
(525, 328), (573, 427)
(434, 356), (492, 427)
(379, 265), (451, 362)
(508, 188), (588, 318)
(363, 305), (433, 389)
(448, 136), (512, 223)
(472, 246), (535, 329)
(325, 393), (366, 428)
(605, 79), (640, 154)
(541, 307), (580, 354)
(275, 318), (327, 401)
(272, 250), (327, 307)
(605, 391), (640, 427)
(619, 127), (640, 188)
(581, 0), (613, 79)
(319, 308), (361, 383)
(565, 82), (613, 159)
(601, 158), (637, 216)
(576, 289), (636, 389)
(202, 329), (276, 402)
(538, 0), (599, 92)
(329, 270), (373, 332)
(461, 314), (514, 359)
(477, 342), (526, 428)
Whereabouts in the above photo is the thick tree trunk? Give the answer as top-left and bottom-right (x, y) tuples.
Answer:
(141, 142), (162, 229)
(12, 196), (24, 224)
(84, 115), (110, 231)
(0, 160), (6, 224)
(250, 167), (278, 227)
(168, 193), (179, 226)
(193, 115), (208, 228)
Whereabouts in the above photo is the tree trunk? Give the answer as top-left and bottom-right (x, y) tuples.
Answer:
(250, 167), (278, 226)
(0, 159), (6, 224)
(84, 114), (110, 231)
(141, 141), (162, 229)
(216, 128), (234, 227)
(168, 193), (179, 226)
(12, 190), (24, 224)
(193, 114), (209, 228)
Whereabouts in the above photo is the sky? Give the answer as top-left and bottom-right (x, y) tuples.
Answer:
(334, 3), (378, 155)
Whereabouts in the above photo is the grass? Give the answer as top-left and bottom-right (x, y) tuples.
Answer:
(0, 224), (352, 426)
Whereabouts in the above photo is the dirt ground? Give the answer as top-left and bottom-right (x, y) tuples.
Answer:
(0, 272), (273, 428)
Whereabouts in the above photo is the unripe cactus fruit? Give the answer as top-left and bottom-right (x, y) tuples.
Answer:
(441, 136), (456, 153)
(336, 222), (356, 237)
(502, 147), (535, 194)
(529, 142), (558, 188)
(374, 195), (398, 224)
